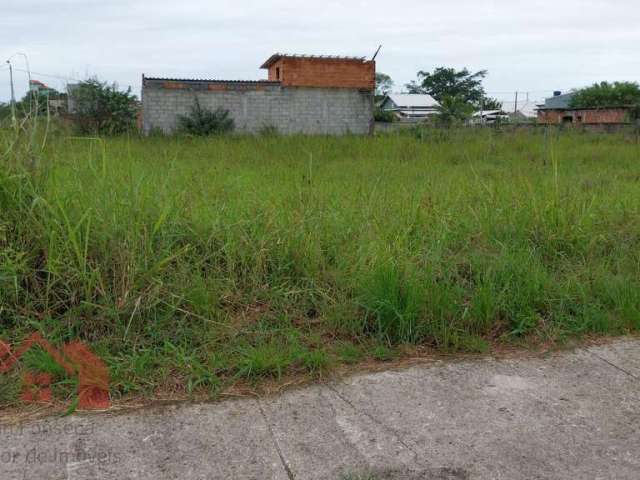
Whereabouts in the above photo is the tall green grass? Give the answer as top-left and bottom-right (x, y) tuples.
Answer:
(1, 126), (639, 399)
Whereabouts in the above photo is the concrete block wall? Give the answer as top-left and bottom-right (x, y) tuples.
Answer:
(142, 79), (374, 135)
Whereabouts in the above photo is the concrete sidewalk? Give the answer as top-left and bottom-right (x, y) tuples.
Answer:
(1, 339), (639, 480)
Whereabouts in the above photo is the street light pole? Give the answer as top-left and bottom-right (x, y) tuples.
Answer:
(7, 60), (16, 126)
(15, 53), (31, 85)
(7, 52), (31, 85)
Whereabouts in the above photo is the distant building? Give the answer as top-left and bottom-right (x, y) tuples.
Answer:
(470, 109), (510, 125)
(379, 94), (440, 121)
(537, 91), (633, 125)
(29, 80), (57, 95)
(142, 53), (376, 135)
(29, 80), (66, 114)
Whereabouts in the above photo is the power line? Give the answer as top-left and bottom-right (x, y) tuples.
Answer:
(485, 84), (602, 96)
(12, 67), (82, 83)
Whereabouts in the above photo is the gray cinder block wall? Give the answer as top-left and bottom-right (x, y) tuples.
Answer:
(142, 78), (374, 135)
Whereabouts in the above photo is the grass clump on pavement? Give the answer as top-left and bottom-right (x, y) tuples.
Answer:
(1, 125), (639, 400)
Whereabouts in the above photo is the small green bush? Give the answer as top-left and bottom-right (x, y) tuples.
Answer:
(374, 107), (395, 123)
(178, 99), (234, 136)
(147, 126), (166, 137)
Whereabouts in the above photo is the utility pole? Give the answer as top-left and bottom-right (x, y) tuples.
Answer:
(7, 60), (16, 126)
(9, 52), (32, 111)
(5, 52), (33, 118)
(514, 91), (519, 114)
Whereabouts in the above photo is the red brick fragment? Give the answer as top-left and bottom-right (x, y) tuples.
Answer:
(0, 333), (111, 410)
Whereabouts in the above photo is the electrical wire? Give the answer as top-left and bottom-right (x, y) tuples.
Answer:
(6, 66), (578, 98)
(12, 68), (82, 83)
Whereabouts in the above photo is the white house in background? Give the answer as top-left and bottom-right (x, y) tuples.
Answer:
(471, 109), (510, 125)
(472, 99), (539, 125)
(379, 93), (440, 121)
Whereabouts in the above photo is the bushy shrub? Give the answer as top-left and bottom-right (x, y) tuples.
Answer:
(68, 78), (138, 135)
(177, 99), (234, 136)
(570, 81), (640, 108)
(147, 126), (166, 137)
(374, 108), (396, 123)
(0, 91), (64, 121)
(435, 95), (474, 127)
(0, 103), (11, 121)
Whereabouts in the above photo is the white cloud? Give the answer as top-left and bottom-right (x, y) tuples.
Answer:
(2, 0), (639, 103)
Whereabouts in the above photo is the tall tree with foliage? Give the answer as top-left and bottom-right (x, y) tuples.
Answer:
(435, 95), (475, 126)
(375, 72), (394, 97)
(569, 81), (640, 108)
(406, 67), (488, 105)
(68, 78), (138, 135)
(481, 97), (503, 111)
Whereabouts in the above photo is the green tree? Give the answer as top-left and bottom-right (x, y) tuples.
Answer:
(481, 97), (503, 111)
(406, 67), (487, 105)
(404, 80), (424, 94)
(373, 107), (395, 123)
(569, 81), (640, 108)
(375, 72), (394, 97)
(0, 102), (11, 120)
(0, 88), (64, 120)
(68, 78), (138, 135)
(435, 95), (474, 126)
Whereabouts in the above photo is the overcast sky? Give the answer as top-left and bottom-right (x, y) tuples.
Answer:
(2, 0), (639, 106)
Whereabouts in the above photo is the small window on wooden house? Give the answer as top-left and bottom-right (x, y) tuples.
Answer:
(276, 67), (280, 80)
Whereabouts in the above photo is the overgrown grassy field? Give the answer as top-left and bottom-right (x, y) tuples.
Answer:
(1, 127), (639, 403)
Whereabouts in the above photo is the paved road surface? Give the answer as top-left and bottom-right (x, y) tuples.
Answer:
(1, 339), (639, 479)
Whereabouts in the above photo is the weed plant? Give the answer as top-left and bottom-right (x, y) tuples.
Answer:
(1, 123), (639, 399)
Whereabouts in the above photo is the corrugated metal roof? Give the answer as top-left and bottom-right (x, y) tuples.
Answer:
(383, 94), (440, 109)
(144, 77), (280, 85)
(260, 53), (368, 69)
(397, 109), (439, 117)
(472, 110), (504, 117)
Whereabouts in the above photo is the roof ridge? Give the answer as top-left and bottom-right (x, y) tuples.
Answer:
(144, 77), (281, 84)
(261, 53), (368, 69)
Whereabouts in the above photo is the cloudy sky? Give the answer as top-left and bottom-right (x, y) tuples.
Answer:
(2, 0), (639, 106)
